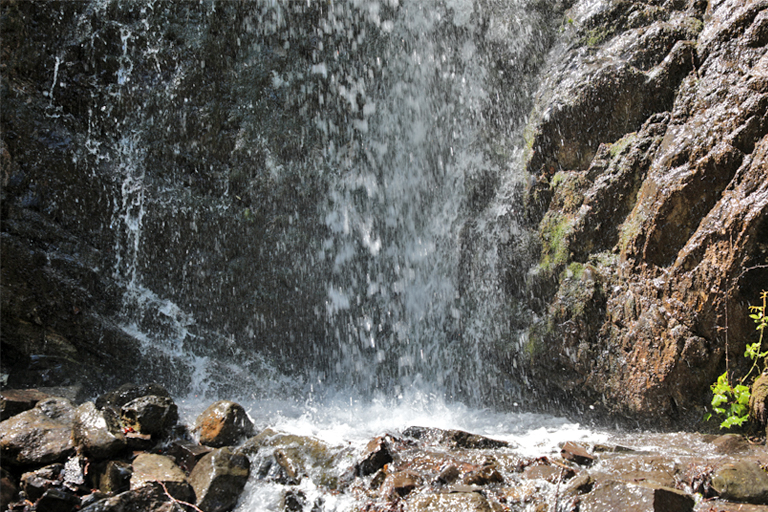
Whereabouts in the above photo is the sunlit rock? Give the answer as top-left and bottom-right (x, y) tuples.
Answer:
(72, 401), (126, 459)
(0, 397), (75, 467)
(381, 470), (421, 499)
(130, 453), (194, 504)
(712, 461), (768, 504)
(560, 441), (594, 466)
(188, 447), (250, 512)
(194, 401), (254, 448)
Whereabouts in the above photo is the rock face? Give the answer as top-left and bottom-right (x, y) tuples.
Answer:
(517, 0), (768, 425)
(72, 401), (126, 459)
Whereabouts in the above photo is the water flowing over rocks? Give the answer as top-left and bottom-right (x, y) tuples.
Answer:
(0, 0), (766, 475)
(1, 386), (768, 510)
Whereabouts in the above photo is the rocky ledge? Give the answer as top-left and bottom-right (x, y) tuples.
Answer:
(2, 384), (768, 512)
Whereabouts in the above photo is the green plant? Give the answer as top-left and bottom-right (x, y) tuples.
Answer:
(709, 290), (768, 428)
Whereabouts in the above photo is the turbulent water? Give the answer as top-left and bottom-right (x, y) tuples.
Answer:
(99, 0), (557, 405)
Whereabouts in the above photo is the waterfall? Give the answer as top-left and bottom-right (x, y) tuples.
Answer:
(84, 0), (560, 405)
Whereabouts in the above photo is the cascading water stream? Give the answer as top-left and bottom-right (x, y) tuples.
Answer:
(94, 0), (552, 405)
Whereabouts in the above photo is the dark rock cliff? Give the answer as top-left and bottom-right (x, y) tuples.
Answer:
(521, 0), (768, 426)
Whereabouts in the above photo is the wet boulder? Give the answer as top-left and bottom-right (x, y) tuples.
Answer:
(0, 397), (75, 466)
(166, 440), (213, 473)
(579, 480), (694, 512)
(712, 461), (768, 504)
(188, 447), (250, 512)
(560, 441), (595, 466)
(195, 401), (254, 448)
(72, 401), (126, 459)
(130, 453), (195, 504)
(237, 428), (343, 488)
(34, 487), (81, 512)
(121, 395), (178, 438)
(402, 426), (509, 449)
(95, 383), (172, 410)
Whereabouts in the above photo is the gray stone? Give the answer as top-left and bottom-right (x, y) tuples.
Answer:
(406, 492), (494, 512)
(79, 484), (186, 512)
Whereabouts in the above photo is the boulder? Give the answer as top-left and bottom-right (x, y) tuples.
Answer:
(95, 383), (172, 410)
(188, 447), (250, 512)
(130, 453), (194, 504)
(749, 372), (768, 433)
(121, 395), (178, 438)
(712, 461), (768, 504)
(579, 480), (694, 512)
(166, 440), (213, 473)
(0, 397), (75, 466)
(72, 401), (126, 459)
(35, 487), (81, 512)
(402, 426), (509, 449)
(195, 401), (254, 448)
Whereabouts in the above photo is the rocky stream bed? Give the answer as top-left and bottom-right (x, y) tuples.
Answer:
(2, 384), (768, 512)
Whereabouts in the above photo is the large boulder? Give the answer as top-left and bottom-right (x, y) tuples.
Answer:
(0, 397), (75, 466)
(121, 395), (178, 438)
(579, 479), (695, 512)
(188, 447), (250, 512)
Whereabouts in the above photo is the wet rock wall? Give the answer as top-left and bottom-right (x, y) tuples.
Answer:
(520, 0), (768, 426)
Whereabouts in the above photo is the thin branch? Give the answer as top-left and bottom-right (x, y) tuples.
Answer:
(154, 480), (204, 512)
